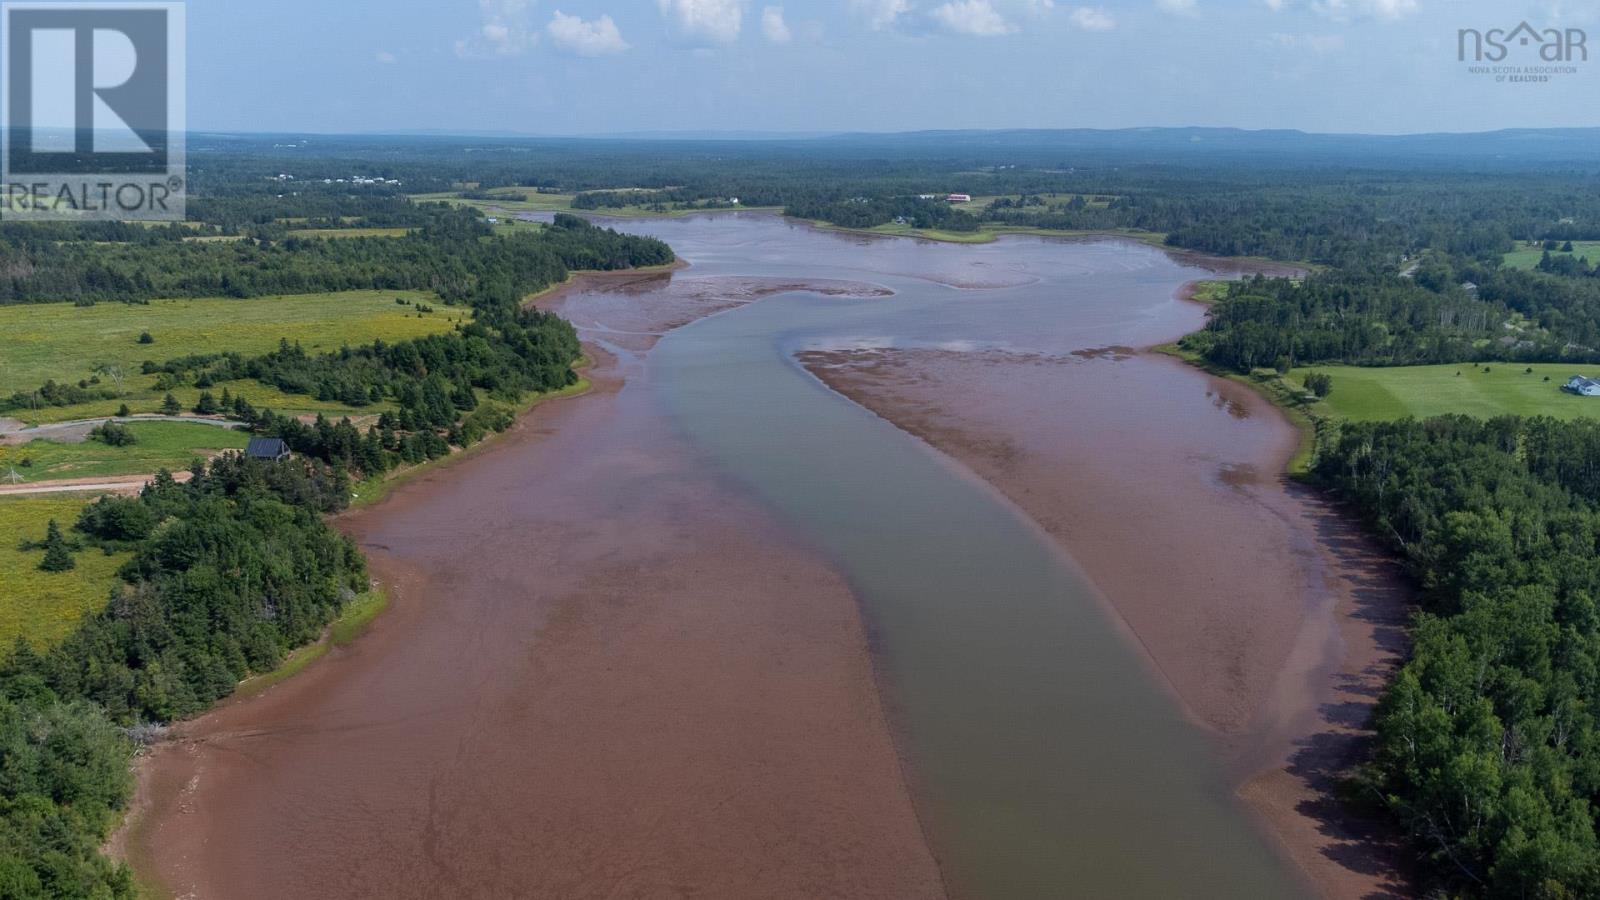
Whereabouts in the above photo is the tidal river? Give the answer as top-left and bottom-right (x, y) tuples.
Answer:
(128, 214), (1407, 899)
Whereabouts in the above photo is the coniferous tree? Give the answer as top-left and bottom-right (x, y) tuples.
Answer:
(38, 520), (74, 572)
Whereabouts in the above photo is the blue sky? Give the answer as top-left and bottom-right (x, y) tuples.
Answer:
(188, 0), (1600, 135)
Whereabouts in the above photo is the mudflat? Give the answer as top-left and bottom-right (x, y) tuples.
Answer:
(124, 217), (1412, 899)
(797, 341), (1412, 898)
(124, 273), (946, 899)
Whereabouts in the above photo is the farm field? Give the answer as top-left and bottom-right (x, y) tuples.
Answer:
(13, 384), (388, 427)
(1503, 240), (1600, 270)
(946, 193), (1118, 214)
(413, 189), (578, 214)
(415, 187), (775, 219)
(0, 495), (127, 649)
(286, 227), (414, 239)
(2, 421), (250, 482)
(1288, 363), (1600, 422)
(0, 290), (460, 398)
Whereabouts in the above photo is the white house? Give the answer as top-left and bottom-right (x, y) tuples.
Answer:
(1564, 376), (1600, 397)
(947, 193), (972, 203)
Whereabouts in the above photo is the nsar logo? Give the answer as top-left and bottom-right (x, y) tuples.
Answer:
(1458, 22), (1587, 63)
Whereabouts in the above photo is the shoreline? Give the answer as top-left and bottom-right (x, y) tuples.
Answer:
(119, 264), (946, 899)
(791, 263), (1410, 897)
(117, 221), (1404, 898)
(1166, 280), (1414, 896)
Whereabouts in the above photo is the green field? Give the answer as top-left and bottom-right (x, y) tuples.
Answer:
(1187, 280), (1231, 304)
(0, 290), (460, 399)
(13, 382), (391, 426)
(1288, 363), (1600, 422)
(0, 495), (126, 649)
(414, 187), (776, 220)
(947, 193), (1117, 215)
(1503, 241), (1600, 270)
(286, 227), (414, 239)
(413, 188), (578, 213)
(1, 422), (250, 482)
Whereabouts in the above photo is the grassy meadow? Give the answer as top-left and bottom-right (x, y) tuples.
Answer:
(414, 187), (776, 219)
(286, 227), (414, 239)
(1, 290), (463, 424)
(1503, 241), (1600, 270)
(1, 422), (249, 482)
(1288, 363), (1600, 422)
(0, 495), (126, 649)
(946, 193), (1118, 215)
(413, 188), (578, 214)
(14, 382), (390, 426)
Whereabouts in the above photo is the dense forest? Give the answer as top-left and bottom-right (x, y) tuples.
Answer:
(0, 207), (671, 306)
(183, 304), (580, 477)
(1187, 265), (1600, 372)
(0, 457), (362, 896)
(1319, 417), (1600, 897)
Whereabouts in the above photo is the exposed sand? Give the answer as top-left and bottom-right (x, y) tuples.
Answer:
(535, 270), (892, 356)
(797, 343), (1412, 899)
(122, 272), (945, 899)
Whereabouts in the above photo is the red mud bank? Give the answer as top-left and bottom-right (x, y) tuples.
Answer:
(797, 344), (1413, 899)
(123, 274), (944, 900)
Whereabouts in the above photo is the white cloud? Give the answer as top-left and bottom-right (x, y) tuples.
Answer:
(851, 0), (912, 29)
(458, 0), (537, 57)
(761, 5), (792, 42)
(931, 0), (1015, 35)
(1157, 0), (1198, 15)
(657, 0), (746, 43)
(1309, 0), (1418, 21)
(1068, 6), (1115, 29)
(375, 50), (398, 64)
(547, 11), (630, 56)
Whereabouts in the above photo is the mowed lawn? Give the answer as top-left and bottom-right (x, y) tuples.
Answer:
(1503, 241), (1600, 270)
(0, 290), (459, 396)
(0, 495), (127, 649)
(1289, 363), (1600, 422)
(3, 422), (250, 482)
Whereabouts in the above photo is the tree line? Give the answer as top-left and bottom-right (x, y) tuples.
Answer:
(0, 205), (670, 898)
(0, 208), (670, 307)
(1319, 416), (1600, 897)
(1183, 266), (1600, 372)
(0, 456), (363, 897)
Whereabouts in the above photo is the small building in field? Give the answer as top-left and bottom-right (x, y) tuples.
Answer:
(245, 437), (292, 462)
(947, 193), (972, 203)
(1564, 376), (1600, 397)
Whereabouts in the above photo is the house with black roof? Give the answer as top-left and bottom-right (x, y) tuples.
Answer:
(245, 437), (292, 462)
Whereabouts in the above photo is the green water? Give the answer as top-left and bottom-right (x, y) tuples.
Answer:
(653, 281), (1304, 898)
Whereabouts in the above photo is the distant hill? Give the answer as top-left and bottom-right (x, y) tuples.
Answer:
(807, 127), (1600, 166)
(189, 126), (1600, 170)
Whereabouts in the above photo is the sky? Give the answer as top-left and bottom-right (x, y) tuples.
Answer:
(186, 0), (1600, 135)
